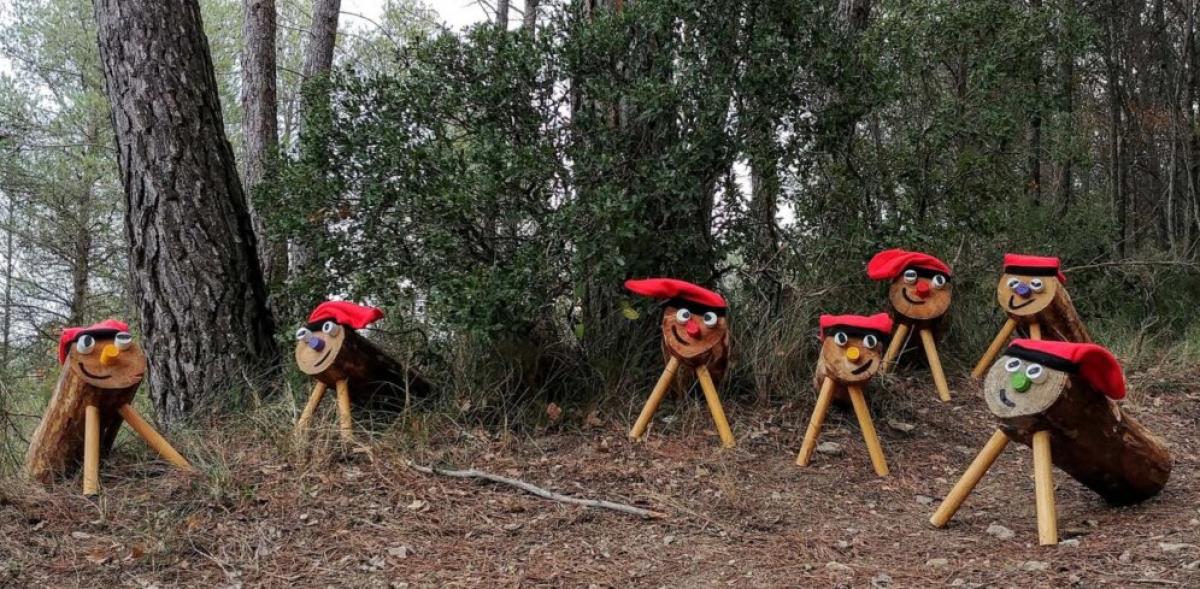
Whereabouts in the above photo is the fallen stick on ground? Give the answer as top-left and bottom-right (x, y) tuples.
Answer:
(407, 461), (667, 520)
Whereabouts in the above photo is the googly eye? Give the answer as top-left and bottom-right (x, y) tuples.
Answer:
(322, 321), (341, 336)
(295, 327), (311, 341)
(932, 274), (947, 289)
(675, 308), (692, 324)
(1006, 278), (1021, 289)
(834, 332), (849, 347)
(114, 332), (133, 351)
(1030, 278), (1044, 293)
(702, 311), (718, 327)
(902, 269), (918, 284)
(1004, 357), (1023, 373)
(1026, 363), (1047, 383)
(76, 334), (95, 355)
(862, 334), (878, 349)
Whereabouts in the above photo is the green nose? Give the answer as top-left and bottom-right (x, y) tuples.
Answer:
(1010, 373), (1032, 393)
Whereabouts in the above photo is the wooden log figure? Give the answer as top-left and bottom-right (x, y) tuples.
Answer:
(625, 278), (735, 448)
(972, 254), (1091, 378)
(796, 313), (893, 477)
(293, 301), (431, 442)
(931, 339), (1171, 545)
(867, 248), (954, 401)
(25, 320), (194, 496)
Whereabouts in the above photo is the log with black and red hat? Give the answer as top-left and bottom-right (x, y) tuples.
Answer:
(624, 277), (735, 448)
(971, 253), (1091, 379)
(796, 312), (893, 477)
(27, 319), (194, 496)
(932, 338), (1171, 545)
(866, 248), (954, 401)
(293, 300), (431, 442)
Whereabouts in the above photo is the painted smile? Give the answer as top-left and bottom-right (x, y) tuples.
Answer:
(997, 389), (1016, 408)
(314, 348), (332, 366)
(901, 289), (926, 305)
(1007, 295), (1035, 311)
(79, 363), (111, 380)
(850, 359), (875, 375)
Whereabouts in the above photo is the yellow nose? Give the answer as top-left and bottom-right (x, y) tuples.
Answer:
(845, 347), (861, 361)
(100, 344), (120, 366)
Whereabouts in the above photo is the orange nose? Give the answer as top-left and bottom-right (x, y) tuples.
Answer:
(915, 282), (931, 298)
(686, 319), (702, 338)
(100, 344), (120, 366)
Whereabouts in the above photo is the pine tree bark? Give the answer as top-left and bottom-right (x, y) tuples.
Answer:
(523, 0), (538, 29)
(93, 0), (280, 422)
(496, 0), (510, 28)
(289, 0), (341, 280)
(241, 0), (285, 289)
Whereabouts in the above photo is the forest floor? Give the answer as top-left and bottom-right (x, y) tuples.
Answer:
(1, 371), (1198, 588)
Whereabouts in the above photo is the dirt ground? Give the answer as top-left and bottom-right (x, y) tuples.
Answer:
(1, 373), (1197, 588)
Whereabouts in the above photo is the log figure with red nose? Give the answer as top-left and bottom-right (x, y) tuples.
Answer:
(932, 340), (1171, 545)
(24, 320), (194, 496)
(293, 301), (431, 442)
(625, 278), (735, 448)
(795, 313), (893, 477)
(867, 248), (954, 401)
(971, 254), (1091, 379)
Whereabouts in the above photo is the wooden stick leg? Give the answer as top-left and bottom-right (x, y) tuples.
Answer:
(930, 430), (1010, 527)
(796, 377), (836, 466)
(83, 403), (100, 496)
(919, 329), (951, 402)
(696, 365), (735, 449)
(1028, 321), (1042, 340)
(116, 404), (195, 471)
(293, 380), (328, 438)
(1033, 430), (1058, 545)
(335, 379), (353, 442)
(847, 385), (889, 477)
(879, 322), (910, 375)
(629, 357), (680, 441)
(972, 318), (1019, 379)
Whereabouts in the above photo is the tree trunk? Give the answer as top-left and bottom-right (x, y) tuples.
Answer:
(241, 0), (285, 289)
(523, 0), (538, 29)
(289, 0), (341, 281)
(93, 0), (280, 422)
(497, 0), (510, 28)
(1028, 0), (1043, 205)
(1057, 8), (1075, 213)
(1105, 12), (1127, 257)
(1, 196), (13, 371)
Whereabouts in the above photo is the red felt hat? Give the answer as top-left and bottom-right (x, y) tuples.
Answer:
(1003, 253), (1066, 284)
(866, 248), (951, 281)
(819, 312), (894, 340)
(308, 301), (384, 330)
(1005, 339), (1125, 400)
(58, 319), (130, 364)
(624, 278), (727, 310)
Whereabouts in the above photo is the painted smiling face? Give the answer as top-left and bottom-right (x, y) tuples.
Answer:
(890, 267), (952, 321)
(660, 303), (728, 363)
(983, 352), (1069, 418)
(820, 329), (885, 384)
(294, 320), (346, 375)
(996, 273), (1060, 317)
(67, 331), (147, 389)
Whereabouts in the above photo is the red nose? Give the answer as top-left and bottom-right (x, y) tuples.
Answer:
(686, 319), (702, 338)
(915, 282), (931, 298)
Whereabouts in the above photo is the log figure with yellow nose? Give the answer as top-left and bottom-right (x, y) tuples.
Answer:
(867, 248), (954, 402)
(796, 313), (894, 477)
(625, 278), (735, 448)
(24, 320), (194, 496)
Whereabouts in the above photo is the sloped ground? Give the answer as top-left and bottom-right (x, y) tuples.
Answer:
(1, 374), (1197, 588)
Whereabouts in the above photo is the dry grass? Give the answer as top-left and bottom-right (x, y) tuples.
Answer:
(1, 366), (1197, 588)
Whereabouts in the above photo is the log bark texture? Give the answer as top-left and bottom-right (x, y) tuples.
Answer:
(1020, 287), (1091, 343)
(997, 377), (1171, 505)
(25, 368), (135, 484)
(93, 0), (279, 422)
(313, 330), (432, 411)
